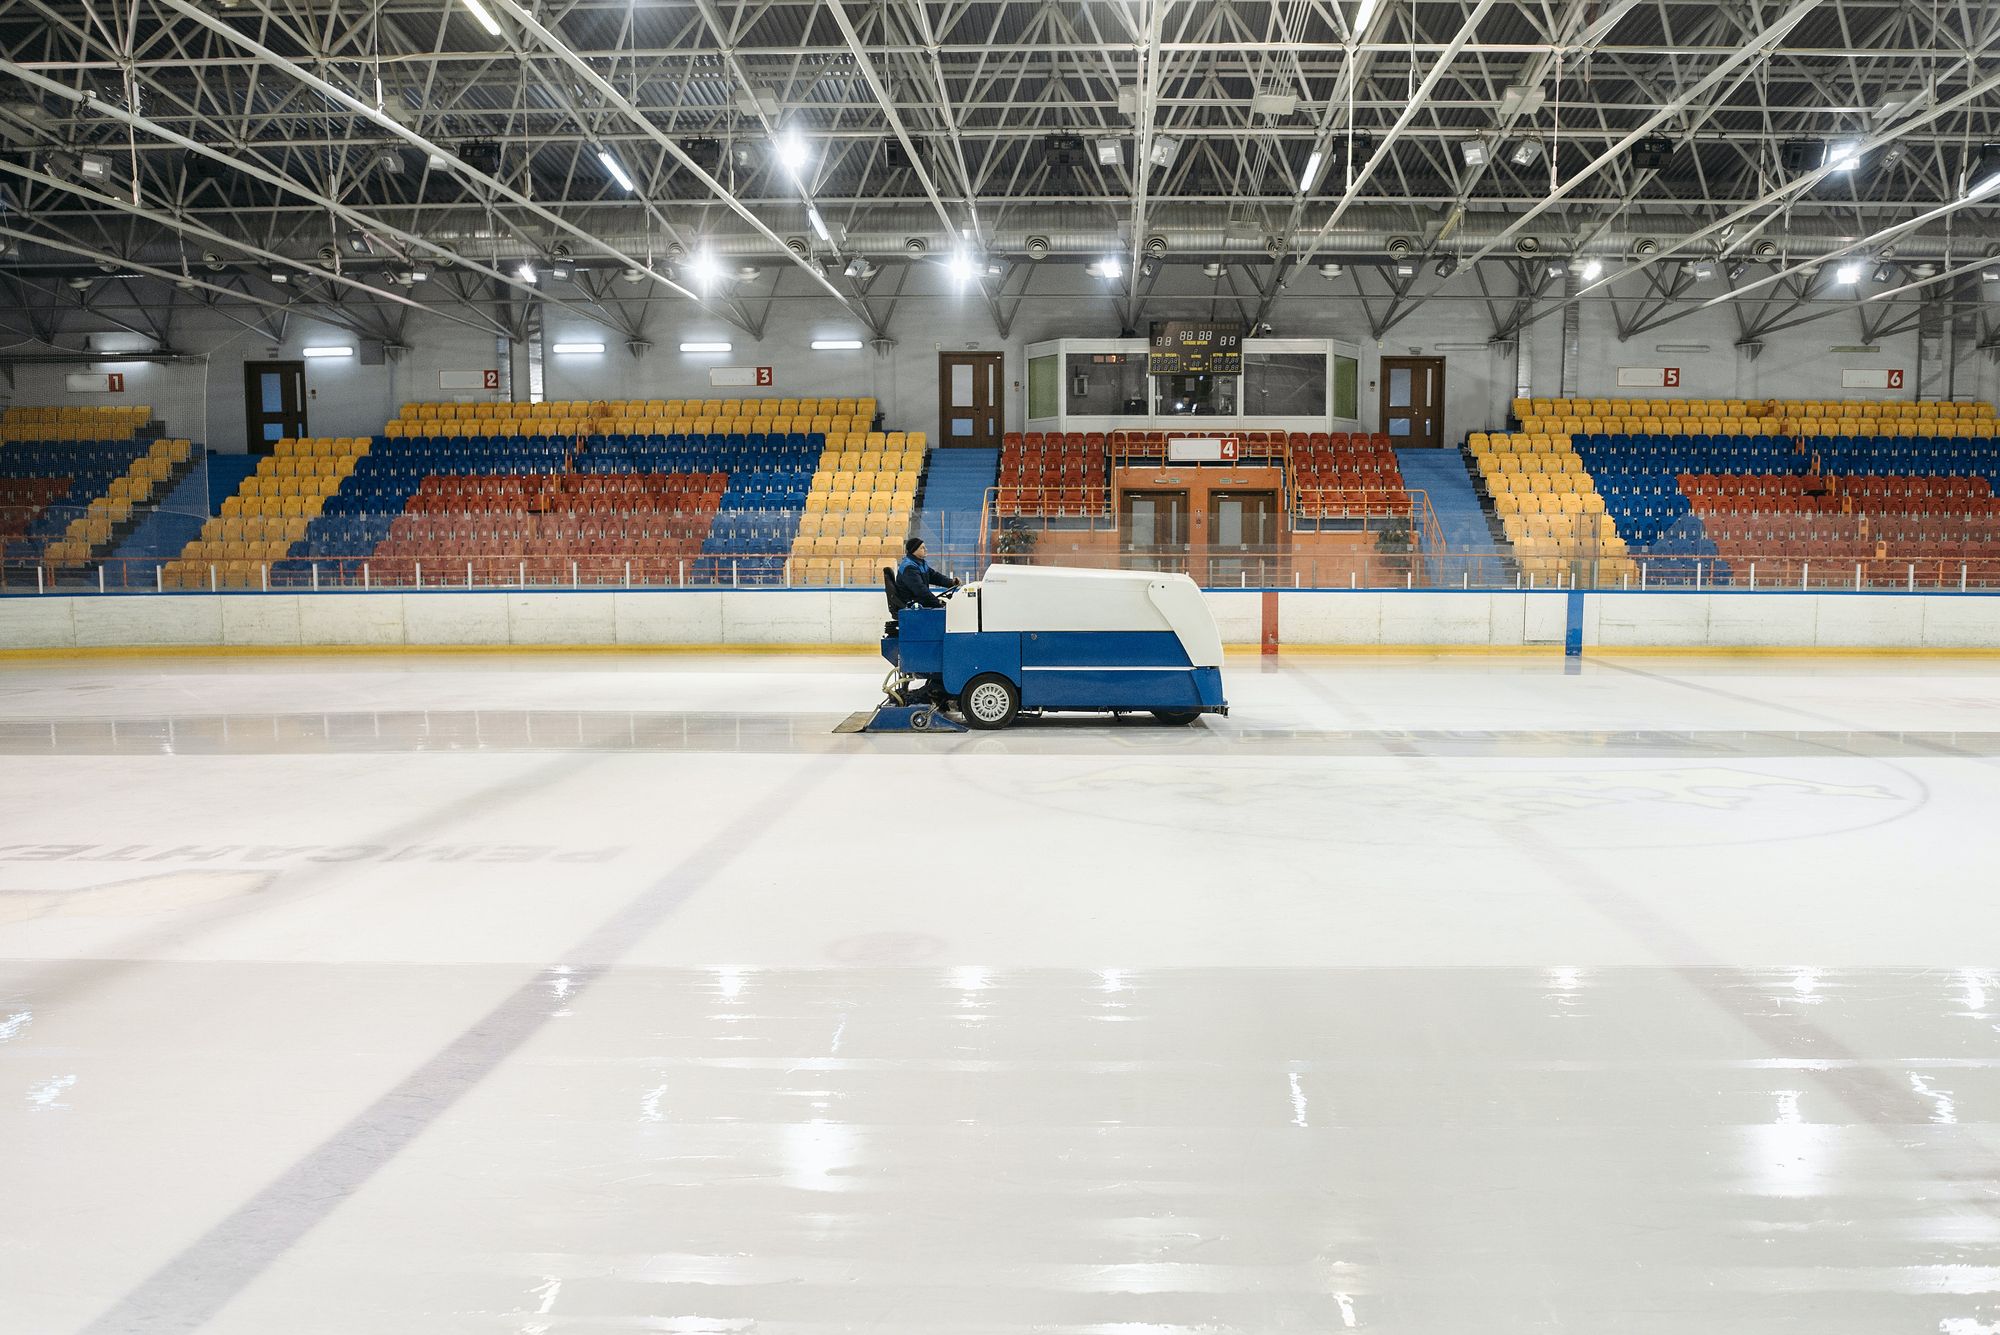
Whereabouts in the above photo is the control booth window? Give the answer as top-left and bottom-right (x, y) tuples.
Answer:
(1242, 352), (1328, 417)
(1156, 372), (1241, 416)
(1064, 353), (1152, 416)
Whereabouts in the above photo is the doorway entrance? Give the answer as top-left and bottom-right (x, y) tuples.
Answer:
(243, 360), (307, 454)
(1379, 356), (1445, 448)
(1120, 489), (1189, 572)
(938, 352), (1003, 448)
(1206, 489), (1280, 584)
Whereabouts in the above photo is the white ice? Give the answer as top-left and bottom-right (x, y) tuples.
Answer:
(2, 650), (1999, 1334)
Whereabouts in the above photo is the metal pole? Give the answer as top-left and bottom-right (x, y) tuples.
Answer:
(1963, 562), (1969, 592)
(571, 560), (579, 586)
(313, 563), (320, 590)
(1640, 562), (1647, 589)
(36, 565), (44, 595)
(98, 565), (105, 593)
(1801, 561), (1808, 589)
(1855, 562), (1861, 590)
(209, 563), (217, 592)
(260, 563), (268, 592)
(466, 561), (473, 588)
(155, 564), (162, 593)
(519, 560), (526, 587)
(678, 558), (685, 586)
(1749, 561), (1756, 590)
(415, 561), (422, 589)
(363, 562), (371, 589)
(625, 560), (632, 587)
(1907, 562), (1915, 592)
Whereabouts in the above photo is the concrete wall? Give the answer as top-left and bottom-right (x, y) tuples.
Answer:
(6, 589), (2000, 652)
(10, 264), (1996, 458)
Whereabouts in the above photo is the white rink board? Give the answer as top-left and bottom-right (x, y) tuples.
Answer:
(6, 589), (2000, 650)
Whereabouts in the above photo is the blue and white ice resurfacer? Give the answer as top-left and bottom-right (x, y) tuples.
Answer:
(858, 564), (1229, 732)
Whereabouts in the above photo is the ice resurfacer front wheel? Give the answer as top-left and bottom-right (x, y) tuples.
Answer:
(961, 674), (1020, 730)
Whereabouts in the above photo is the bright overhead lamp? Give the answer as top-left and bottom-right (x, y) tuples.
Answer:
(1089, 256), (1122, 280)
(597, 150), (636, 193)
(1251, 91), (1298, 117)
(775, 129), (810, 175)
(1835, 261), (1863, 284)
(269, 270), (290, 285)
(303, 345), (354, 358)
(1299, 148), (1325, 192)
(1965, 144), (2000, 199)
(516, 261), (537, 284)
(679, 341), (732, 353)
(459, 0), (502, 36)
(1094, 138), (1122, 167)
(947, 251), (978, 285)
(689, 251), (721, 287)
(1459, 138), (1489, 168)
(812, 339), (864, 350)
(1580, 259), (1603, 281)
(1508, 137), (1543, 169)
(551, 342), (605, 354)
(1825, 141), (1863, 172)
(806, 205), (831, 242)
(1691, 260), (1716, 281)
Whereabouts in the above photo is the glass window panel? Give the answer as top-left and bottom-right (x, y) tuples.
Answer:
(1215, 498), (1244, 546)
(1028, 355), (1060, 418)
(1063, 353), (1151, 416)
(951, 363), (974, 407)
(1389, 417), (1412, 436)
(951, 419), (973, 436)
(1241, 353), (1327, 416)
(1156, 374), (1239, 416)
(1388, 367), (1412, 408)
(1129, 498), (1156, 547)
(1334, 356), (1359, 420)
(260, 374), (284, 412)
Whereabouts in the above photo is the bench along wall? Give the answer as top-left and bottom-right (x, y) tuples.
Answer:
(4, 590), (2000, 651)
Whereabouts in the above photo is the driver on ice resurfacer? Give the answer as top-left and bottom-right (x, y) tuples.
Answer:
(895, 537), (960, 608)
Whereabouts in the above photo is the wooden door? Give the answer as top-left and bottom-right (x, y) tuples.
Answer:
(939, 352), (1003, 448)
(1380, 356), (1444, 448)
(243, 360), (307, 455)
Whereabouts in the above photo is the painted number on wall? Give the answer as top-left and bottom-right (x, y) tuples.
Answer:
(755, 366), (774, 386)
(1663, 367), (1680, 387)
(483, 369), (501, 390)
(1888, 368), (1904, 389)
(1220, 436), (1240, 461)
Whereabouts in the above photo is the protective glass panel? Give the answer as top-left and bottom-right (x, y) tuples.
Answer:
(1129, 498), (1157, 547)
(1064, 353), (1150, 416)
(1155, 374), (1240, 416)
(1389, 417), (1412, 436)
(1388, 366), (1412, 408)
(1241, 353), (1326, 416)
(950, 363), (974, 407)
(260, 374), (284, 412)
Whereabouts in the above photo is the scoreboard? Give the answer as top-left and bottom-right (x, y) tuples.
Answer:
(1148, 320), (1244, 375)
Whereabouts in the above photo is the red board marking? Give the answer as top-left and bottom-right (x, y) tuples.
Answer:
(1663, 367), (1680, 387)
(755, 366), (774, 386)
(482, 369), (500, 390)
(1261, 590), (1279, 656)
(106, 373), (124, 393)
(1220, 436), (1240, 462)
(1888, 368), (1904, 389)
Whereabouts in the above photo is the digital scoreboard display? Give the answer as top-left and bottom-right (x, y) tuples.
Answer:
(1148, 321), (1244, 375)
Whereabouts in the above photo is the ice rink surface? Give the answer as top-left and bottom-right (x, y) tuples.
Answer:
(3, 648), (1999, 1334)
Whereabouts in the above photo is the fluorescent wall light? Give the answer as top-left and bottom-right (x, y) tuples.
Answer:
(303, 345), (354, 358)
(812, 339), (864, 350)
(551, 342), (606, 354)
(597, 150), (636, 193)
(1299, 149), (1325, 192)
(679, 341), (732, 353)
(460, 0), (502, 36)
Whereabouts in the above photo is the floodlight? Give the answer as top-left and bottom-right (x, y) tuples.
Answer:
(1300, 149), (1325, 192)
(774, 129), (810, 175)
(1835, 262), (1862, 284)
(1508, 137), (1543, 169)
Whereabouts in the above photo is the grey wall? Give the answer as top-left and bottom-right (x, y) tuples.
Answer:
(7, 263), (1996, 453)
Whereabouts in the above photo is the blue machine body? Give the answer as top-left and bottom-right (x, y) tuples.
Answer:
(880, 581), (1227, 716)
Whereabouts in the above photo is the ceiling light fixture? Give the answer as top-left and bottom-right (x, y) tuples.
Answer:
(1825, 141), (1863, 172)
(689, 251), (721, 287)
(679, 341), (732, 353)
(597, 150), (636, 193)
(1147, 135), (1181, 169)
(1090, 256), (1122, 280)
(552, 342), (606, 354)
(806, 206), (831, 242)
(303, 345), (354, 358)
(1508, 137), (1543, 169)
(1459, 139), (1489, 168)
(1434, 255), (1458, 278)
(1580, 259), (1603, 281)
(1094, 138), (1122, 167)
(516, 261), (537, 284)
(947, 251), (978, 285)
(1835, 261), (1862, 284)
(1299, 148), (1325, 192)
(811, 339), (864, 351)
(1965, 144), (2000, 199)
(459, 0), (502, 36)
(775, 129), (810, 176)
